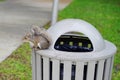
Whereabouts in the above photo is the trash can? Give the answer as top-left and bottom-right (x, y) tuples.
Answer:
(32, 19), (117, 80)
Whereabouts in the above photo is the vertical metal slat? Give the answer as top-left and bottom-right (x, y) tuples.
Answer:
(104, 58), (111, 80)
(52, 59), (60, 80)
(75, 62), (84, 80)
(43, 57), (50, 80)
(36, 54), (42, 80)
(32, 51), (36, 80)
(109, 56), (114, 80)
(86, 61), (96, 80)
(63, 61), (72, 80)
(96, 60), (105, 80)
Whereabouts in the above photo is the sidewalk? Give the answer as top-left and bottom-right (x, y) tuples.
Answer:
(18, 0), (71, 10)
(0, 0), (71, 63)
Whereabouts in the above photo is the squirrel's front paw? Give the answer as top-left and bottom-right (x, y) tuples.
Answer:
(32, 46), (40, 51)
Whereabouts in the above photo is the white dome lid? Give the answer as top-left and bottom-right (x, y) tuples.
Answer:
(47, 19), (105, 52)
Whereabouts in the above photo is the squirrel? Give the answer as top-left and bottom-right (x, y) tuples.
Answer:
(23, 25), (51, 50)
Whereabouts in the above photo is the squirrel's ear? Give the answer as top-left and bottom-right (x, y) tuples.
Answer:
(31, 25), (38, 34)
(39, 26), (44, 29)
(39, 26), (46, 31)
(31, 28), (35, 34)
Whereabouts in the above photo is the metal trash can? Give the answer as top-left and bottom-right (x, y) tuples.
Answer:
(32, 19), (117, 80)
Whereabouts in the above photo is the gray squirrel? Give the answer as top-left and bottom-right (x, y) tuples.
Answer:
(23, 25), (51, 50)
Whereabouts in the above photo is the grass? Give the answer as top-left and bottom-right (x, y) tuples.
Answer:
(0, 0), (5, 1)
(0, 43), (32, 80)
(0, 0), (120, 79)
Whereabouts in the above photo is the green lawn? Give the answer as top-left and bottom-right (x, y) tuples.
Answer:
(0, 0), (120, 80)
(0, 43), (32, 80)
(0, 0), (5, 1)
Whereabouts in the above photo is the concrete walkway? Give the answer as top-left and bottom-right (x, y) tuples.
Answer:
(0, 0), (71, 63)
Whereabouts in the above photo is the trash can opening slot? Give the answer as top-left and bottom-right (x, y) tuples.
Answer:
(54, 33), (93, 52)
